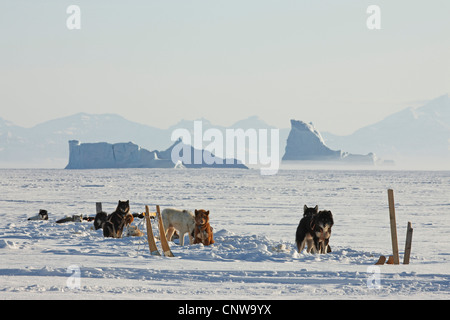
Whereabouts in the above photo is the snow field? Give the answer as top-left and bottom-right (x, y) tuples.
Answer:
(0, 168), (449, 299)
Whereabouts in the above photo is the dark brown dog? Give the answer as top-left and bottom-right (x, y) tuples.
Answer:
(193, 209), (214, 246)
(94, 200), (134, 238)
(295, 205), (334, 254)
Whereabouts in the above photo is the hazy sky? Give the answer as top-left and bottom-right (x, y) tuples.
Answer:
(0, 0), (449, 135)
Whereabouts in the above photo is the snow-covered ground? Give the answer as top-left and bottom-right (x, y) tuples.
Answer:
(0, 168), (449, 299)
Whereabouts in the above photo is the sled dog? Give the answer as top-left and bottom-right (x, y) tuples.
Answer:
(94, 200), (134, 238)
(56, 214), (83, 224)
(193, 209), (214, 246)
(28, 209), (49, 221)
(296, 205), (334, 254)
(94, 211), (107, 230)
(161, 208), (195, 246)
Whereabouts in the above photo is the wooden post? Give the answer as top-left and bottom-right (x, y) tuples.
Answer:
(403, 222), (413, 264)
(387, 189), (400, 265)
(96, 202), (102, 214)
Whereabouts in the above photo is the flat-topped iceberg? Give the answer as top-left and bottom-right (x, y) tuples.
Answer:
(65, 139), (247, 169)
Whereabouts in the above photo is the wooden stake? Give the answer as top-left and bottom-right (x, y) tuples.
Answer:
(96, 202), (102, 214)
(387, 189), (400, 265)
(386, 255), (395, 264)
(403, 222), (413, 264)
(375, 255), (386, 265)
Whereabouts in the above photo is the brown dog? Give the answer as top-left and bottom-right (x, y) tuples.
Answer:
(193, 209), (214, 246)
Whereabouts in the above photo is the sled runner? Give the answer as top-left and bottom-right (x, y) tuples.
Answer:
(145, 205), (160, 256)
(156, 205), (175, 257)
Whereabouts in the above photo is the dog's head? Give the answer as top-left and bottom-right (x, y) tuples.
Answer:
(39, 209), (49, 220)
(116, 200), (130, 215)
(303, 205), (318, 217)
(312, 210), (334, 241)
(194, 209), (210, 226)
(73, 214), (83, 222)
(94, 211), (107, 230)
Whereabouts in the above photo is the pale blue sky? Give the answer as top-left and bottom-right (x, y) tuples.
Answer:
(1, 0), (449, 135)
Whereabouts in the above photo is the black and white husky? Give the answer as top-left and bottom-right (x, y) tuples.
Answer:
(28, 209), (48, 221)
(295, 205), (334, 254)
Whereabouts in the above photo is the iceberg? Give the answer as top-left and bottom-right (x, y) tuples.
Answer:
(282, 120), (377, 164)
(65, 139), (247, 169)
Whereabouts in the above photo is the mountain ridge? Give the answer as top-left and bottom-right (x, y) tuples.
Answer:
(322, 94), (449, 160)
(0, 113), (280, 168)
(1, 94), (449, 168)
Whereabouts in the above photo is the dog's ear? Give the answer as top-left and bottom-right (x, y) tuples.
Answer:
(314, 205), (318, 212)
(303, 205), (308, 212)
(195, 209), (199, 215)
(205, 210), (210, 216)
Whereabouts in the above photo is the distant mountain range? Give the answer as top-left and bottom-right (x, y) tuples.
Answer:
(0, 94), (448, 168)
(0, 113), (289, 168)
(321, 94), (450, 167)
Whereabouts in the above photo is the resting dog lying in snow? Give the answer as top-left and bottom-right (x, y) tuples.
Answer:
(56, 214), (83, 224)
(124, 225), (144, 237)
(296, 205), (334, 254)
(161, 208), (195, 246)
(28, 209), (48, 221)
(193, 209), (214, 246)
